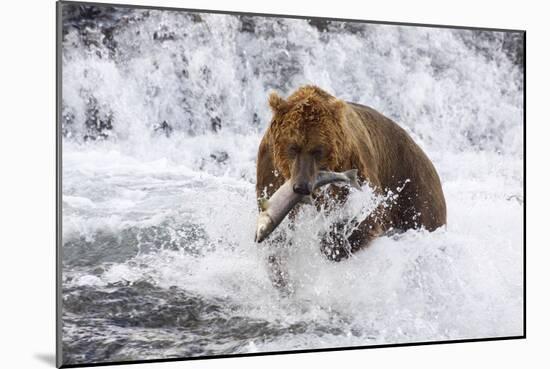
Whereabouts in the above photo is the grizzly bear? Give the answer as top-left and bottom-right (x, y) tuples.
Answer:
(256, 85), (446, 263)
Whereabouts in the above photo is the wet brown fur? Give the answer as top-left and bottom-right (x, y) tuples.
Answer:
(256, 85), (446, 261)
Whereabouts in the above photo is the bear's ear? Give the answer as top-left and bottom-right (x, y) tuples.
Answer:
(268, 92), (289, 114)
(329, 98), (346, 119)
(330, 99), (345, 112)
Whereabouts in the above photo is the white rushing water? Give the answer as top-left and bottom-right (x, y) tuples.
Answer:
(60, 5), (524, 365)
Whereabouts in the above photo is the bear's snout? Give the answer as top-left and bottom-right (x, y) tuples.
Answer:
(293, 182), (312, 195)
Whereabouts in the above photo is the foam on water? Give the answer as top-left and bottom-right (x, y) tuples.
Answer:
(60, 4), (523, 364)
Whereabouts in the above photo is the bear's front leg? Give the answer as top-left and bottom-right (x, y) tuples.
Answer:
(320, 221), (355, 262)
(320, 216), (384, 262)
(264, 231), (294, 295)
(267, 253), (292, 293)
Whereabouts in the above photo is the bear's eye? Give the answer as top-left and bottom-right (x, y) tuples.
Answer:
(310, 147), (323, 160)
(288, 144), (300, 157)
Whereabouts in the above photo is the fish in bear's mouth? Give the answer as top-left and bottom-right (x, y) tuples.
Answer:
(255, 169), (360, 243)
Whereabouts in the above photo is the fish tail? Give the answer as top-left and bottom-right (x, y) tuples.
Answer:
(345, 169), (361, 190)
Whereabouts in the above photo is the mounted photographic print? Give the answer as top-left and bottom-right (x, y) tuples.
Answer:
(56, 1), (525, 367)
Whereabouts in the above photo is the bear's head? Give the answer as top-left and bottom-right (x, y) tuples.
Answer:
(267, 85), (347, 195)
